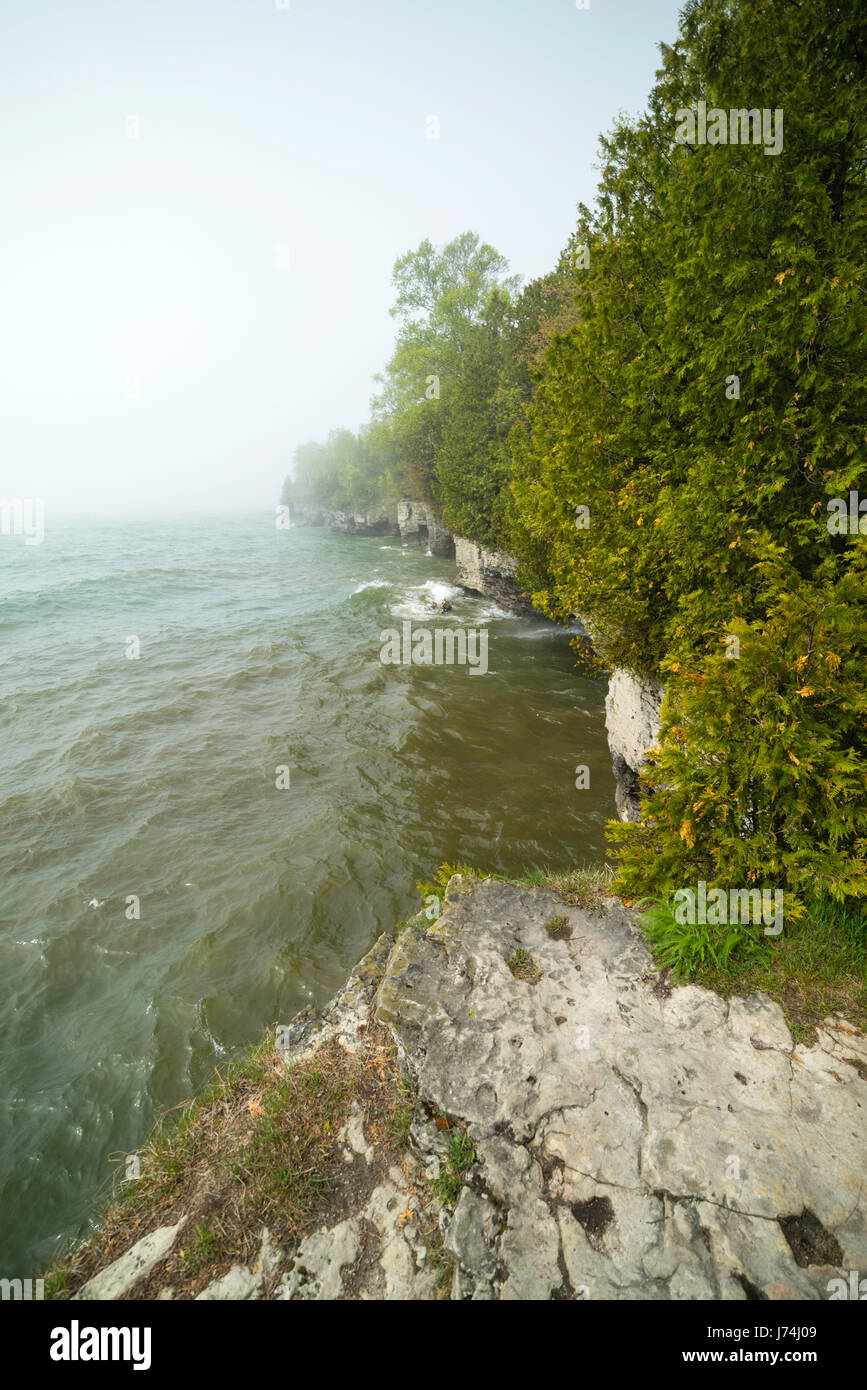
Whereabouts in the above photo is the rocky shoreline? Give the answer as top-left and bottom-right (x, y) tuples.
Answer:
(52, 875), (867, 1300)
(288, 498), (455, 558)
(47, 504), (864, 1301)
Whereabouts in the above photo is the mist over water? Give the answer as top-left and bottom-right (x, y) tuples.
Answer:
(0, 513), (616, 1271)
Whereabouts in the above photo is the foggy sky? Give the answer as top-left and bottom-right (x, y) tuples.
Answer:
(1, 0), (683, 515)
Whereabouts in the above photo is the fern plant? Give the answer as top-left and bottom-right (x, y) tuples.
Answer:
(637, 897), (766, 980)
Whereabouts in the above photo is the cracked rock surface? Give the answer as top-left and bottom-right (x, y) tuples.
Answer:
(68, 877), (866, 1301)
(376, 877), (866, 1300)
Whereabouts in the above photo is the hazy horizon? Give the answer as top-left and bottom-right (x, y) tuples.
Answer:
(2, 0), (683, 517)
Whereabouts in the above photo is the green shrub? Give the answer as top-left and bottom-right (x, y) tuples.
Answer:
(609, 552), (867, 905)
(416, 862), (482, 905)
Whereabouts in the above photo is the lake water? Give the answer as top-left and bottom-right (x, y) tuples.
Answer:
(0, 512), (616, 1272)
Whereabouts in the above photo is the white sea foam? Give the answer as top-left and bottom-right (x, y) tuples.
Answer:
(389, 579), (464, 619)
(471, 602), (518, 622)
(352, 579), (391, 594)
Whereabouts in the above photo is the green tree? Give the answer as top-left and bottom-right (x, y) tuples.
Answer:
(512, 0), (867, 903)
(435, 292), (511, 542)
(436, 265), (580, 551)
(372, 232), (520, 500)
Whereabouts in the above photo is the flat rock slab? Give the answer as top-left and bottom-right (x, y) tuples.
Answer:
(275, 1171), (440, 1301)
(375, 877), (867, 1300)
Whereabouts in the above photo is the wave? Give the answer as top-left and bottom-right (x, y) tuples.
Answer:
(469, 602), (519, 622)
(351, 579), (392, 594)
(386, 579), (526, 624)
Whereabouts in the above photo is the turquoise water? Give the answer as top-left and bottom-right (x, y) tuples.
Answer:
(0, 513), (616, 1272)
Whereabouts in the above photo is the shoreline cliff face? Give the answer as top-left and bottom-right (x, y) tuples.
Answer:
(604, 670), (665, 823)
(49, 875), (867, 1301)
(288, 498), (454, 557)
(453, 537), (538, 617)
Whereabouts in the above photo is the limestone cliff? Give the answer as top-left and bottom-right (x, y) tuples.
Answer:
(288, 499), (400, 537)
(288, 498), (454, 556)
(396, 500), (454, 557)
(57, 876), (867, 1302)
(453, 537), (538, 616)
(604, 669), (665, 822)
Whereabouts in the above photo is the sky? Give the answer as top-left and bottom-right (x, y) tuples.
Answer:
(0, 0), (684, 515)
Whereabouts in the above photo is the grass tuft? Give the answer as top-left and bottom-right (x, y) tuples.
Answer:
(546, 913), (572, 939)
(428, 1129), (475, 1205)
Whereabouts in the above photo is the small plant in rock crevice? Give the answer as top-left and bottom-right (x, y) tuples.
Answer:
(546, 914), (572, 939)
(507, 946), (542, 984)
(428, 1129), (476, 1205)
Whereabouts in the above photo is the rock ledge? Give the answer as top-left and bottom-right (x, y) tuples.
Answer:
(66, 878), (866, 1301)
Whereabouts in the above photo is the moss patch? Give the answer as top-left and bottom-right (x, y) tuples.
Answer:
(507, 947), (542, 985)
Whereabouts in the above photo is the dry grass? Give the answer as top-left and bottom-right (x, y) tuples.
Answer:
(504, 864), (614, 912)
(45, 1018), (414, 1300)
